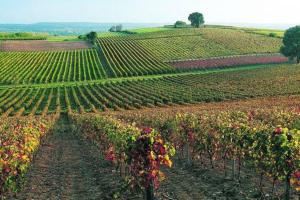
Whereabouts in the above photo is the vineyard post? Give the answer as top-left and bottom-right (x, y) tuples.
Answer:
(145, 181), (155, 200)
(284, 174), (291, 200)
(185, 143), (191, 165)
(120, 153), (126, 178)
(232, 159), (236, 180)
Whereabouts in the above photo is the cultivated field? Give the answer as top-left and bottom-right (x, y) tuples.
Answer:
(170, 54), (288, 70)
(0, 40), (92, 52)
(0, 49), (106, 84)
(0, 63), (300, 116)
(134, 28), (282, 61)
(1, 26), (299, 200)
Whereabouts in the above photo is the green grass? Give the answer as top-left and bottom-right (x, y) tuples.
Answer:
(97, 31), (132, 38)
(0, 32), (48, 40)
(46, 35), (83, 42)
(207, 25), (285, 38)
(246, 30), (284, 38)
(128, 27), (174, 34)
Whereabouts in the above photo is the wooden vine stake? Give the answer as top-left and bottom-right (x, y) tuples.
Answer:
(145, 181), (154, 200)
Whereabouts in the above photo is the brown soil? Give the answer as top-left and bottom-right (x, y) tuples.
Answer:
(11, 117), (128, 200)
(0, 40), (92, 52)
(169, 54), (288, 70)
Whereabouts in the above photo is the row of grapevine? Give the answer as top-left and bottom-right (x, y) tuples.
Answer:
(0, 115), (58, 196)
(0, 49), (107, 84)
(113, 109), (300, 199)
(70, 114), (175, 199)
(0, 63), (299, 116)
(69, 109), (300, 199)
(97, 38), (175, 78)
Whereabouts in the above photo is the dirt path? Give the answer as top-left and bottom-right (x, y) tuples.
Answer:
(13, 117), (124, 200)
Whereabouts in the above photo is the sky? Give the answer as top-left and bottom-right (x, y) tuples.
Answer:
(0, 0), (300, 25)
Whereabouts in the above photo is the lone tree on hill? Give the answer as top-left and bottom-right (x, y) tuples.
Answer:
(86, 31), (97, 44)
(188, 12), (204, 28)
(280, 26), (300, 63)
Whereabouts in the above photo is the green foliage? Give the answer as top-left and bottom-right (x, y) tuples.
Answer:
(174, 21), (187, 28)
(109, 24), (123, 32)
(86, 31), (98, 44)
(280, 26), (300, 63)
(0, 32), (47, 40)
(188, 12), (204, 28)
(269, 32), (277, 37)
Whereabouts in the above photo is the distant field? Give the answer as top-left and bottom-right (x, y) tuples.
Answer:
(128, 27), (174, 33)
(97, 37), (174, 77)
(170, 54), (288, 70)
(0, 63), (300, 116)
(111, 28), (283, 61)
(0, 32), (47, 40)
(0, 40), (92, 52)
(0, 49), (107, 84)
(46, 35), (82, 42)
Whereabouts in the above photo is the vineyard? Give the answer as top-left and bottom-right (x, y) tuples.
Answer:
(0, 115), (58, 195)
(97, 38), (174, 77)
(0, 63), (300, 116)
(68, 108), (300, 199)
(0, 49), (107, 84)
(170, 54), (288, 70)
(1, 24), (300, 200)
(0, 40), (92, 52)
(96, 28), (282, 62)
(133, 28), (282, 61)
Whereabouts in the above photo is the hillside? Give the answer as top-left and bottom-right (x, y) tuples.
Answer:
(0, 26), (291, 116)
(1, 24), (300, 200)
(0, 26), (284, 85)
(0, 63), (299, 116)
(101, 27), (282, 61)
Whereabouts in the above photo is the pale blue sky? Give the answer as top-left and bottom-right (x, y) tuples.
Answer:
(1, 0), (299, 24)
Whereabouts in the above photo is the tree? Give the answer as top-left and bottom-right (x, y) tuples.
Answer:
(86, 31), (97, 44)
(116, 24), (123, 32)
(109, 26), (116, 32)
(280, 26), (300, 63)
(174, 21), (187, 28)
(188, 12), (204, 28)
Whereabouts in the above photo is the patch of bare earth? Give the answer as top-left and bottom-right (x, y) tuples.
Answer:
(0, 40), (92, 52)
(169, 54), (288, 70)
